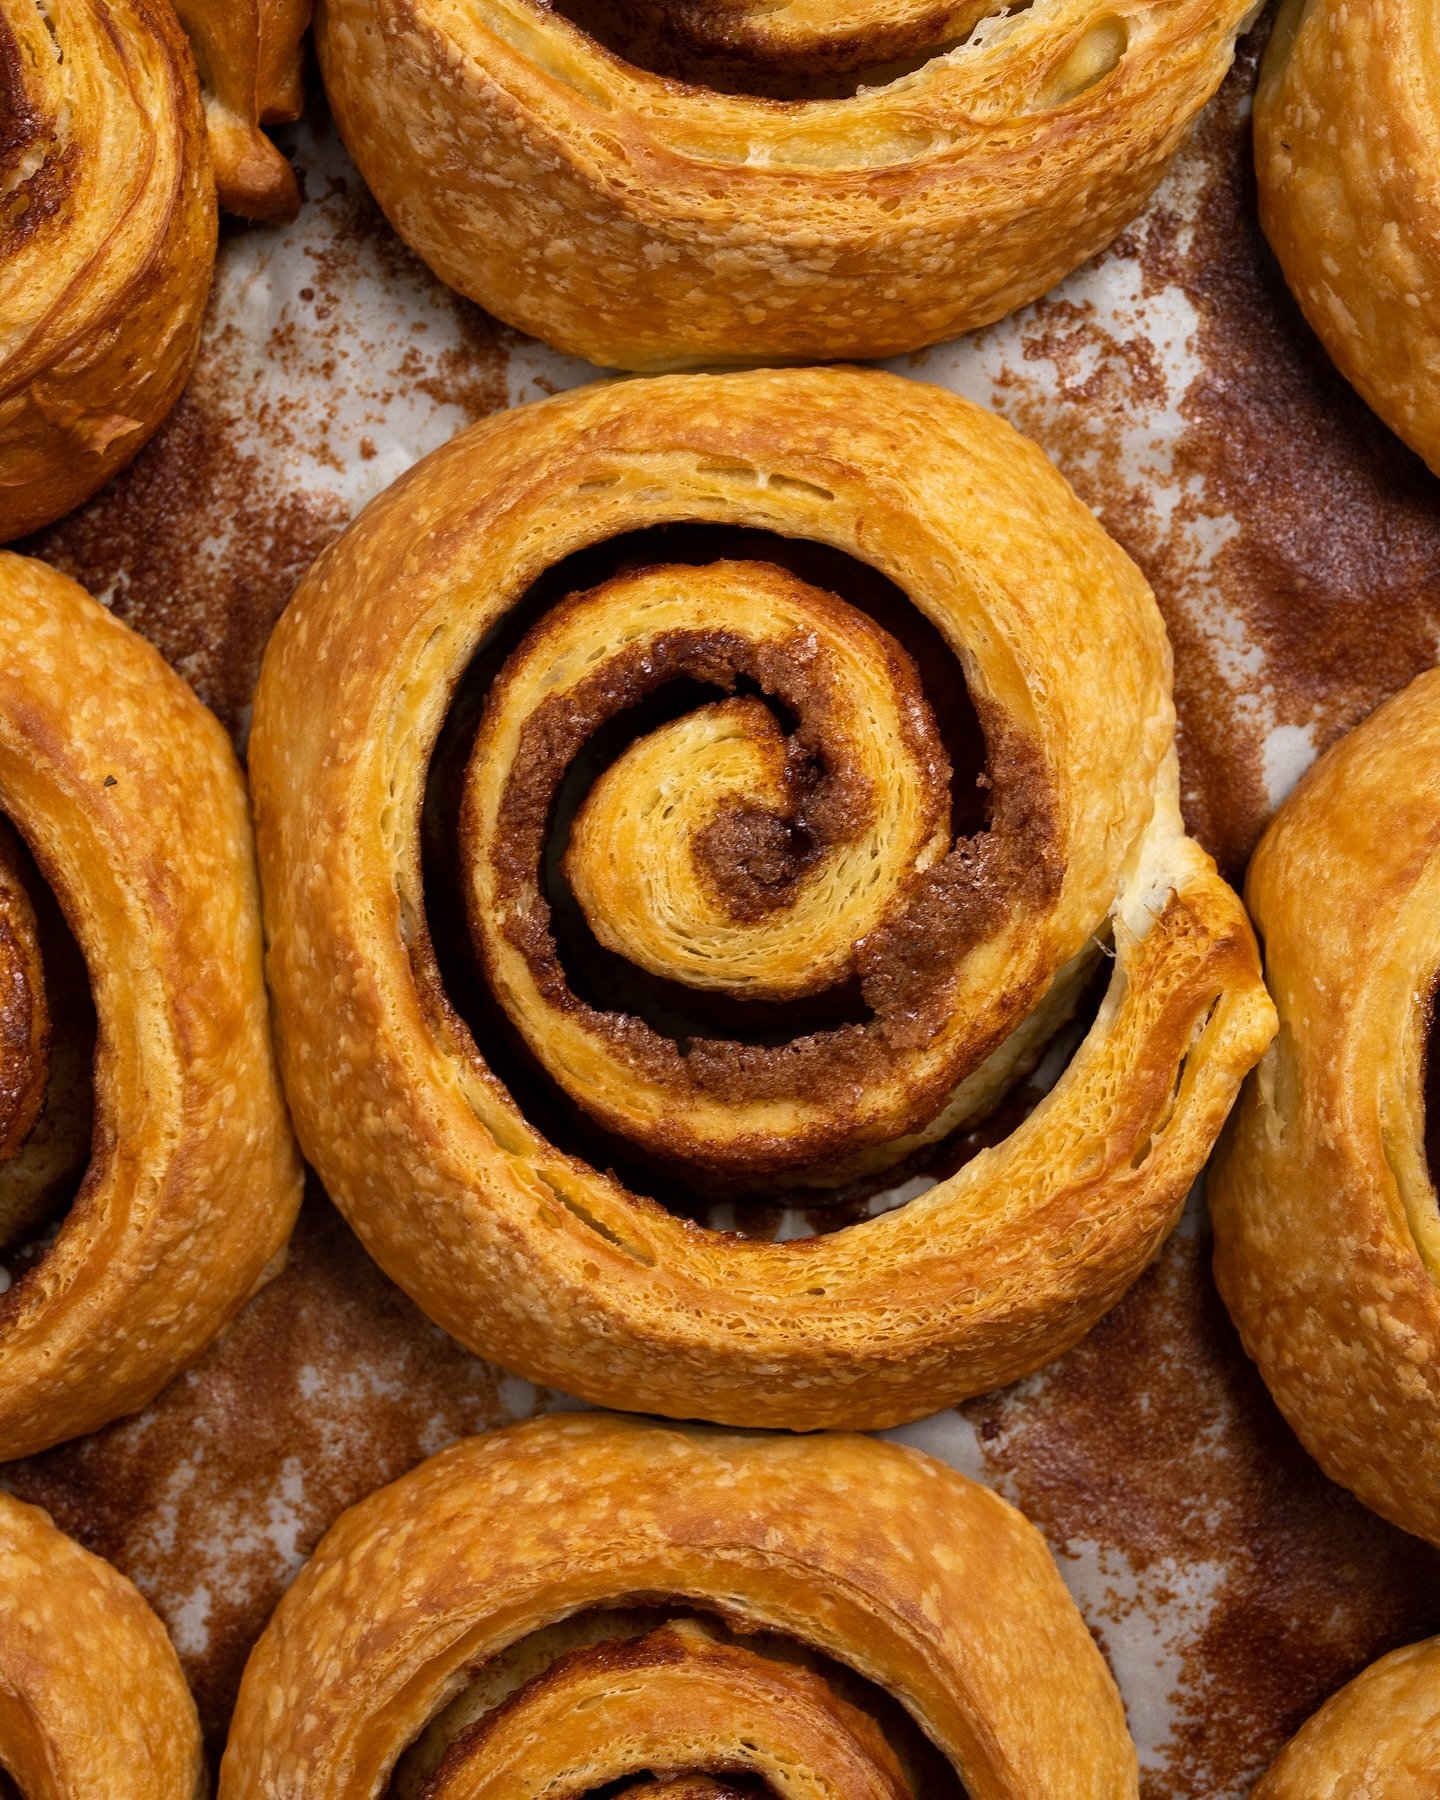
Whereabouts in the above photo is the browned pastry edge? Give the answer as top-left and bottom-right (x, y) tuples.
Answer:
(1253, 1635), (1440, 1798)
(252, 366), (1274, 1429)
(1212, 666), (1440, 1546)
(0, 551), (303, 1459)
(316, 0), (1257, 368)
(0, 1486), (203, 1798)
(0, 0), (217, 542)
(1255, 0), (1440, 475)
(170, 0), (310, 219)
(218, 1413), (1139, 1796)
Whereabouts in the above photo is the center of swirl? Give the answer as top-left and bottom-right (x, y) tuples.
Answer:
(458, 557), (1061, 1188)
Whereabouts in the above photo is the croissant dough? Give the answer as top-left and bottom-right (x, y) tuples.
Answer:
(1255, 0), (1440, 474)
(219, 1412), (1138, 1797)
(169, 0), (310, 218)
(0, 552), (303, 1459)
(316, 0), (1257, 369)
(1211, 669), (1440, 1546)
(0, 0), (217, 543)
(0, 1488), (202, 1797)
(1254, 1638), (1440, 1799)
(252, 366), (1273, 1430)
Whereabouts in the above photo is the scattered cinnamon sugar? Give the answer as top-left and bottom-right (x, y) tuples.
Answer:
(966, 1211), (1440, 1797)
(18, 101), (520, 743)
(3, 1193), (528, 1761)
(3, 32), (1438, 1798)
(23, 386), (348, 738)
(982, 24), (1440, 878)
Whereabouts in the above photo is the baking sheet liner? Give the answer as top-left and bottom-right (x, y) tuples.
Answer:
(12, 17), (1440, 1795)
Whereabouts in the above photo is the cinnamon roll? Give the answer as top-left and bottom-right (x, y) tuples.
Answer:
(316, 0), (1257, 370)
(252, 366), (1274, 1430)
(0, 1487), (202, 1797)
(1254, 1638), (1440, 1799)
(0, 551), (303, 1460)
(1255, 0), (1440, 475)
(1212, 669), (1440, 1546)
(0, 0), (216, 542)
(219, 1413), (1138, 1796)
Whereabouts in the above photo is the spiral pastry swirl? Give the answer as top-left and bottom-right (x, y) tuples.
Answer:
(219, 1413), (1138, 1796)
(1253, 1637), (1440, 1799)
(252, 366), (1274, 1430)
(0, 1488), (202, 1797)
(0, 0), (216, 543)
(0, 552), (303, 1459)
(316, 0), (1256, 370)
(1212, 669), (1440, 1548)
(1256, 0), (1440, 476)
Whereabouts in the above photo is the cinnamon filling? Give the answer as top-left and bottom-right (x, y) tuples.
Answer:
(422, 523), (1066, 1202)
(544, 0), (1031, 101)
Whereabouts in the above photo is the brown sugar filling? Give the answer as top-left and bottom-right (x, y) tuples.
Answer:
(423, 523), (1067, 1205)
(544, 0), (1027, 101)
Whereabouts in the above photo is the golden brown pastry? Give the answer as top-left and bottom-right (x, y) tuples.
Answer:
(316, 0), (1257, 370)
(251, 366), (1274, 1430)
(0, 1487), (203, 1796)
(169, 0), (310, 218)
(1211, 669), (1440, 1548)
(0, 551), (303, 1460)
(1255, 0), (1440, 475)
(1253, 1637), (1440, 1798)
(220, 1412), (1138, 1795)
(0, 0), (216, 543)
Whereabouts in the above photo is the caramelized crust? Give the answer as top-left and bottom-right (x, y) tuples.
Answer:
(315, 0), (1256, 369)
(1212, 668), (1440, 1547)
(1255, 0), (1440, 474)
(1254, 1637), (1440, 1798)
(251, 366), (1273, 1430)
(0, 0), (216, 542)
(422, 1623), (912, 1799)
(0, 1488), (202, 1798)
(0, 552), (303, 1459)
(218, 1413), (1138, 1796)
(169, 0), (309, 218)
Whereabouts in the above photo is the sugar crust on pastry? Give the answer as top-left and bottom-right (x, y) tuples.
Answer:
(1255, 0), (1440, 474)
(219, 1412), (1139, 1797)
(0, 1486), (203, 1798)
(0, 551), (303, 1459)
(0, 0), (217, 543)
(1254, 1636), (1440, 1799)
(316, 0), (1258, 369)
(251, 365), (1274, 1431)
(1212, 668), (1440, 1547)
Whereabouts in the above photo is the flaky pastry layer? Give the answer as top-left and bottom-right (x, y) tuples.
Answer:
(169, 0), (309, 218)
(0, 0), (217, 541)
(219, 1413), (1138, 1797)
(1254, 1636), (1440, 1798)
(1255, 0), (1440, 474)
(316, 0), (1257, 369)
(0, 1487), (202, 1797)
(252, 366), (1273, 1429)
(0, 552), (303, 1458)
(1212, 668), (1440, 1546)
